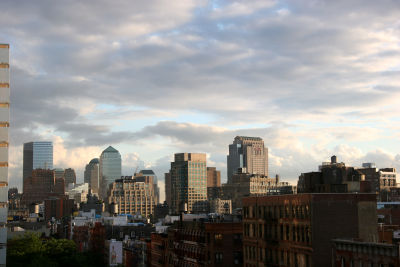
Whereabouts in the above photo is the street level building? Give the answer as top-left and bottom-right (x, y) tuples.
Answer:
(0, 43), (9, 266)
(242, 193), (378, 267)
(227, 136), (268, 184)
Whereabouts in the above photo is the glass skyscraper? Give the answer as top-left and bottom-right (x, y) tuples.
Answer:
(0, 43), (9, 267)
(23, 141), (54, 181)
(100, 146), (121, 198)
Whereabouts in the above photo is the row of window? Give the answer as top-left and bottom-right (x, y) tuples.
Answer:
(243, 204), (310, 220)
(244, 223), (311, 244)
(244, 247), (311, 267)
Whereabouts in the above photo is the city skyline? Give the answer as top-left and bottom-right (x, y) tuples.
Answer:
(1, 0), (399, 201)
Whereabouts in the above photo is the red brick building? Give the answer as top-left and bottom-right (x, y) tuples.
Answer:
(242, 193), (378, 267)
(333, 239), (400, 267)
(23, 169), (65, 205)
(44, 196), (74, 221)
(150, 218), (243, 267)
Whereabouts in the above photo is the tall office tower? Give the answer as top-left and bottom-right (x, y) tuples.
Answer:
(84, 158), (100, 196)
(169, 153), (207, 214)
(164, 172), (171, 207)
(206, 167), (221, 200)
(23, 141), (53, 182)
(64, 168), (76, 186)
(99, 146), (121, 198)
(0, 43), (9, 267)
(227, 136), (268, 184)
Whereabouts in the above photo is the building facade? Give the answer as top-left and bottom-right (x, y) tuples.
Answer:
(0, 43), (9, 266)
(227, 136), (268, 184)
(84, 158), (100, 196)
(164, 172), (171, 208)
(22, 169), (65, 205)
(23, 141), (53, 181)
(108, 173), (158, 218)
(333, 239), (400, 267)
(64, 168), (76, 187)
(242, 193), (378, 267)
(100, 146), (121, 198)
(169, 153), (208, 214)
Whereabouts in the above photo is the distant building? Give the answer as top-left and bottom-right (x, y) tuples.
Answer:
(358, 166), (397, 201)
(242, 193), (378, 267)
(67, 183), (89, 203)
(169, 153), (208, 214)
(223, 169), (296, 209)
(44, 196), (75, 221)
(207, 167), (221, 187)
(298, 155), (370, 194)
(0, 42), (9, 267)
(227, 136), (268, 184)
(164, 172), (171, 208)
(137, 170), (160, 204)
(22, 169), (65, 205)
(108, 173), (158, 218)
(100, 146), (121, 198)
(209, 198), (232, 214)
(23, 141), (53, 181)
(84, 158), (100, 196)
(64, 168), (76, 187)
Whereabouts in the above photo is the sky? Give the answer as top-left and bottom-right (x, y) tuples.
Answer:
(1, 0), (400, 202)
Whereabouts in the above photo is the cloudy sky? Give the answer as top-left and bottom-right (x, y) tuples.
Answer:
(1, 0), (400, 201)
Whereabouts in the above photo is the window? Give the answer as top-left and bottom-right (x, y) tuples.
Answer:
(215, 252), (223, 263)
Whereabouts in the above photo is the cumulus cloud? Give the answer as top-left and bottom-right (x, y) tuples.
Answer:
(2, 0), (400, 191)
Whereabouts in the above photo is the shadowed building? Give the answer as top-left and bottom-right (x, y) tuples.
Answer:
(242, 193), (378, 267)
(227, 136), (268, 184)
(84, 158), (100, 196)
(64, 168), (76, 187)
(23, 141), (53, 182)
(22, 169), (65, 205)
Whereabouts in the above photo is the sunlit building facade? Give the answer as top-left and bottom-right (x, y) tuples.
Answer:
(170, 153), (208, 214)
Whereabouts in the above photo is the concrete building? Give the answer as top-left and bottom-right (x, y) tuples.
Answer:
(84, 158), (100, 196)
(138, 170), (160, 205)
(66, 183), (89, 203)
(207, 167), (221, 187)
(23, 141), (53, 181)
(298, 156), (370, 194)
(64, 168), (76, 187)
(223, 169), (296, 209)
(22, 169), (65, 205)
(227, 136), (268, 184)
(107, 173), (158, 218)
(169, 153), (208, 214)
(100, 146), (121, 199)
(242, 193), (378, 267)
(0, 43), (9, 266)
(358, 165), (397, 201)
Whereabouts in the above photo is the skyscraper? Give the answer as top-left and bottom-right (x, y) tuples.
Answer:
(23, 141), (53, 181)
(64, 168), (76, 187)
(99, 146), (121, 198)
(84, 158), (100, 196)
(0, 43), (9, 267)
(227, 136), (268, 184)
(169, 153), (207, 214)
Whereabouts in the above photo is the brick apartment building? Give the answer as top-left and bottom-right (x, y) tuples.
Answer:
(150, 219), (243, 267)
(242, 193), (378, 267)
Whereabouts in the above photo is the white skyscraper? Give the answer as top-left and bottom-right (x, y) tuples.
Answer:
(0, 43), (10, 266)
